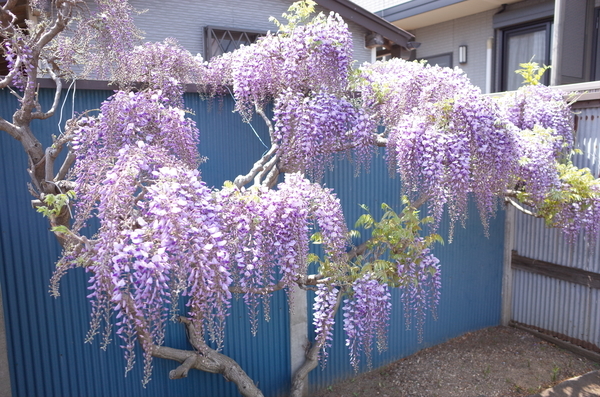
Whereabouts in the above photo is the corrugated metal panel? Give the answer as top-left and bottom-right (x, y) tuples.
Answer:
(511, 101), (600, 353)
(308, 153), (505, 392)
(1, 88), (506, 396)
(512, 269), (599, 349)
(0, 89), (290, 397)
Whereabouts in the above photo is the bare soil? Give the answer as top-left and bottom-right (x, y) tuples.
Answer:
(312, 326), (599, 397)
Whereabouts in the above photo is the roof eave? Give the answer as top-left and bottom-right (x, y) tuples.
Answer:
(315, 0), (414, 48)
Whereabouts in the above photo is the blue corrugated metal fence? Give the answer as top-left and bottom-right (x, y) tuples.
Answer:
(0, 87), (505, 397)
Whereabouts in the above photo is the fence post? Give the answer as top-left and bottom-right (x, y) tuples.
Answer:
(501, 204), (515, 326)
(289, 284), (308, 396)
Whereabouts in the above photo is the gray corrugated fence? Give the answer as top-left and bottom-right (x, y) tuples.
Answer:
(511, 90), (600, 358)
(0, 87), (505, 397)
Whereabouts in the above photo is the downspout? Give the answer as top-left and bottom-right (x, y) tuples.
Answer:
(551, 0), (566, 85)
(485, 37), (494, 94)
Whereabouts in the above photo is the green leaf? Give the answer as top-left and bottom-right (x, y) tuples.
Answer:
(349, 230), (361, 239)
(310, 232), (323, 244)
(354, 213), (374, 229)
(51, 225), (71, 234)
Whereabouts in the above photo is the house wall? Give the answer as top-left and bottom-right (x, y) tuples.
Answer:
(410, 9), (496, 91)
(406, 0), (597, 91)
(129, 0), (373, 64)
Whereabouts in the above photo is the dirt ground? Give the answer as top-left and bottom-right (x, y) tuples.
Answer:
(312, 326), (599, 397)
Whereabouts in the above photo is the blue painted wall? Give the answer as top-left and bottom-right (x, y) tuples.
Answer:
(0, 87), (504, 397)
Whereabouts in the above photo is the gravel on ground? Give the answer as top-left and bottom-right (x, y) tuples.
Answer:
(313, 326), (599, 397)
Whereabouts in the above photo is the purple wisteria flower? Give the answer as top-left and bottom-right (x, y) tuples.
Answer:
(343, 273), (391, 372)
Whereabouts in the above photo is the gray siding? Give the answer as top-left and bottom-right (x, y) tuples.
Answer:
(410, 9), (495, 91)
(129, 0), (372, 64)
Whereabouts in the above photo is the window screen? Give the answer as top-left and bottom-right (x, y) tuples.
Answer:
(205, 27), (264, 60)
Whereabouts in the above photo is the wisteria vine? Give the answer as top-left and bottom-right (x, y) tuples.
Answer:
(31, 0), (600, 390)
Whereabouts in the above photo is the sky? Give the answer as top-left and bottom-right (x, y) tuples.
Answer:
(350, 0), (411, 12)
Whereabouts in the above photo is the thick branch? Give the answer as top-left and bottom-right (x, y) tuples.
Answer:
(254, 151), (279, 186)
(505, 197), (540, 218)
(229, 281), (286, 295)
(34, 1), (72, 50)
(17, 2), (72, 121)
(0, 116), (21, 140)
(255, 106), (275, 142)
(55, 151), (76, 181)
(31, 69), (63, 120)
(1, 0), (19, 16)
(263, 163), (280, 188)
(228, 275), (324, 295)
(0, 59), (22, 89)
(160, 317), (265, 397)
(234, 144), (278, 187)
(119, 293), (264, 397)
(44, 122), (76, 184)
(374, 134), (387, 147)
(412, 194), (430, 209)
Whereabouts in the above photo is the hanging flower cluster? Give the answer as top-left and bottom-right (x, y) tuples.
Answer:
(357, 59), (517, 235)
(216, 173), (349, 334)
(510, 126), (563, 203)
(495, 84), (600, 244)
(38, 0), (142, 80)
(3, 37), (35, 91)
(84, 145), (230, 385)
(70, 89), (200, 230)
(549, 191), (600, 244)
(342, 273), (392, 372)
(499, 84), (574, 158)
(531, 161), (600, 245)
(115, 38), (206, 105)
(213, 11), (353, 118)
(312, 284), (339, 367)
(397, 246), (441, 343)
(53, 89), (211, 384)
(199, 8), (374, 177)
(273, 89), (375, 180)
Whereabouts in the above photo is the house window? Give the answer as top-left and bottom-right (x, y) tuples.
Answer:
(375, 46), (392, 62)
(204, 27), (264, 60)
(501, 21), (552, 91)
(420, 53), (453, 68)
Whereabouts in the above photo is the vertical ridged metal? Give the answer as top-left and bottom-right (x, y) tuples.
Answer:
(1, 88), (506, 396)
(511, 103), (600, 352)
(0, 89), (290, 397)
(308, 151), (505, 392)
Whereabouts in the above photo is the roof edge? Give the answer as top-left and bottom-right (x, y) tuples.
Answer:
(316, 0), (414, 48)
(375, 0), (466, 21)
